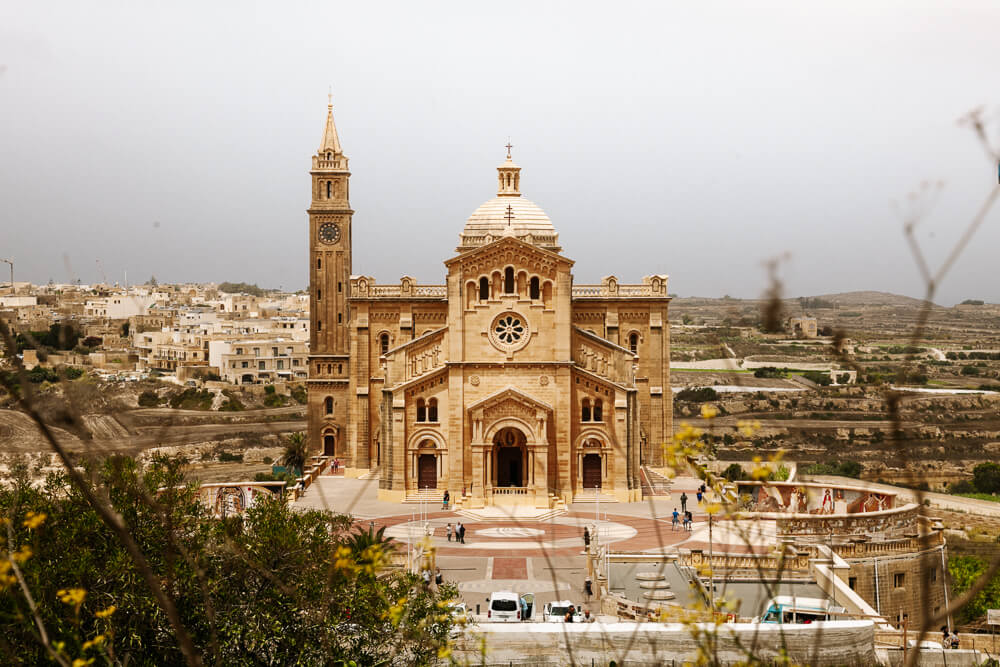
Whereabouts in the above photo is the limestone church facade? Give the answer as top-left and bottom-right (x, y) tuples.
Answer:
(307, 101), (672, 507)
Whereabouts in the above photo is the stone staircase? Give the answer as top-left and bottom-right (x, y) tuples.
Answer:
(641, 466), (672, 497)
(572, 489), (618, 504)
(403, 488), (445, 504)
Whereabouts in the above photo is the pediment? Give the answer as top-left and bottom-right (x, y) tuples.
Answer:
(445, 236), (573, 280)
(467, 386), (553, 421)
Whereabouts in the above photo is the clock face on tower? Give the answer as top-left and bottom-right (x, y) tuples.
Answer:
(318, 222), (341, 244)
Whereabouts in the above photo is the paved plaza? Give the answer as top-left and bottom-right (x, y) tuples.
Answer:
(293, 474), (758, 615)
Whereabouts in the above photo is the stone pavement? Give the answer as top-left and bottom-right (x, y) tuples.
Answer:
(292, 474), (750, 614)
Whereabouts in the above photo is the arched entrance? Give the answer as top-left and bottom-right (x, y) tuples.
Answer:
(323, 434), (336, 456)
(493, 427), (527, 488)
(582, 453), (602, 488)
(418, 454), (437, 489)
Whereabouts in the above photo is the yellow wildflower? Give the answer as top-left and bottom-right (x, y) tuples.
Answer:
(22, 512), (47, 530)
(72, 659), (94, 667)
(82, 635), (106, 650)
(57, 588), (87, 606)
(94, 605), (116, 619)
(12, 546), (32, 563)
(704, 502), (721, 516)
(700, 404), (718, 420)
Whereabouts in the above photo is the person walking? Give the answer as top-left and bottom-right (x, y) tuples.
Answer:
(446, 523), (453, 542)
(442, 490), (450, 511)
(458, 522), (466, 544)
(671, 508), (680, 531)
(680, 492), (688, 513)
(584, 575), (593, 601)
(685, 510), (693, 531)
(435, 567), (443, 587)
(696, 490), (703, 504)
(583, 526), (590, 550)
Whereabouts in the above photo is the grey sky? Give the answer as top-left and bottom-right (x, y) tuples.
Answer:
(2, 1), (999, 305)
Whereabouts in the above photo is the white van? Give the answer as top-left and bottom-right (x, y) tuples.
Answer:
(542, 600), (582, 623)
(486, 591), (521, 622)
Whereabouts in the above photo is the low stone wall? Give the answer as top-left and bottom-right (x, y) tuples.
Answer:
(453, 621), (877, 666)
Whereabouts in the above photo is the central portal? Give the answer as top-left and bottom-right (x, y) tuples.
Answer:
(493, 427), (527, 488)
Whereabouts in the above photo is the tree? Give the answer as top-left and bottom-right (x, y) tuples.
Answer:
(148, 275), (158, 287)
(280, 431), (309, 475)
(973, 462), (1000, 494)
(0, 455), (455, 665)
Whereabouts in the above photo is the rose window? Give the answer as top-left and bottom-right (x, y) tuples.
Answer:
(488, 311), (531, 354)
(494, 314), (524, 344)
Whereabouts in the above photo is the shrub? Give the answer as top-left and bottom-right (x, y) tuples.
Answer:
(973, 462), (1000, 494)
(676, 387), (719, 403)
(962, 365), (981, 376)
(137, 390), (161, 407)
(800, 371), (832, 386)
(218, 451), (244, 463)
(803, 460), (861, 478)
(263, 392), (286, 408)
(290, 384), (307, 405)
(168, 388), (214, 410)
(753, 367), (788, 379)
(722, 463), (747, 482)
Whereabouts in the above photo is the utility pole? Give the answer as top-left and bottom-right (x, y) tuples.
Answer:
(0, 259), (12, 294)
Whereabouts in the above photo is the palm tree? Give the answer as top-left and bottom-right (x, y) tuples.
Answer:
(281, 431), (308, 475)
(346, 524), (396, 557)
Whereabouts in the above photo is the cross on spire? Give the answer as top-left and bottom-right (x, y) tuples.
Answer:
(505, 204), (515, 226)
(505, 138), (513, 159)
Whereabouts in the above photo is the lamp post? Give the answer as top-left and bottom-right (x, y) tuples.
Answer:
(0, 259), (12, 294)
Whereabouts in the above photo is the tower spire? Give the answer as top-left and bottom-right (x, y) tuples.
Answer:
(319, 93), (343, 155)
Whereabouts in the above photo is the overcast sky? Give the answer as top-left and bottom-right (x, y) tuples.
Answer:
(3, 1), (999, 305)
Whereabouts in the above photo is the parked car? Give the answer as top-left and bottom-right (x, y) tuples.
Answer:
(485, 591), (521, 622)
(542, 600), (583, 623)
(758, 596), (845, 624)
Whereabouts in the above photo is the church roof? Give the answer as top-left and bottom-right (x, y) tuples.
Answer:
(457, 152), (561, 253)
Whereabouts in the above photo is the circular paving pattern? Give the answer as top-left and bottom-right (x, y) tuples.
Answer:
(476, 527), (545, 538)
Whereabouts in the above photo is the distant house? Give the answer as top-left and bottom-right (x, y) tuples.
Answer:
(788, 316), (818, 338)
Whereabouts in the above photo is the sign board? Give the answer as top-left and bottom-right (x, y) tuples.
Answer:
(988, 609), (1000, 625)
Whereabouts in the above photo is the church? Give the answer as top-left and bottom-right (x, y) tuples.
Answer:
(306, 100), (672, 507)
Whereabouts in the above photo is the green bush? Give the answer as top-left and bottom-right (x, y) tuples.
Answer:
(168, 388), (214, 410)
(219, 390), (244, 411)
(676, 387), (719, 403)
(803, 460), (861, 478)
(290, 384), (307, 405)
(800, 370), (832, 386)
(973, 462), (1000, 494)
(949, 555), (1000, 624)
(962, 365), (981, 376)
(263, 392), (286, 408)
(722, 463), (747, 482)
(137, 390), (161, 407)
(218, 451), (244, 463)
(753, 367), (788, 379)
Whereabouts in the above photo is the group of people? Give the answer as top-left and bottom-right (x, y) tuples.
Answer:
(941, 628), (961, 649)
(445, 522), (466, 543)
(329, 458), (341, 474)
(671, 508), (694, 531)
(562, 605), (595, 623)
(421, 567), (445, 588)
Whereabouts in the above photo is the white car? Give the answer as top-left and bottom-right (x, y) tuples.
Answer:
(542, 600), (583, 623)
(486, 591), (522, 622)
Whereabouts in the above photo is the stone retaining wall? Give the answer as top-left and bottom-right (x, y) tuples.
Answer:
(452, 621), (877, 666)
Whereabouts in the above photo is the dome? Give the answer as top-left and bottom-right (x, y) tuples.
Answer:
(457, 154), (561, 253)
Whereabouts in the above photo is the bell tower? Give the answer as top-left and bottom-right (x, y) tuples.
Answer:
(307, 95), (352, 461)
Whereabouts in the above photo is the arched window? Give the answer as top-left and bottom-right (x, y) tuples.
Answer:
(529, 276), (540, 300)
(581, 398), (591, 422)
(326, 181), (331, 198)
(629, 332), (639, 355)
(326, 152), (331, 160)
(325, 396), (333, 415)
(428, 398), (438, 422)
(317, 289), (322, 302)
(504, 267), (515, 294)
(416, 398), (426, 422)
(479, 276), (490, 301)
(317, 257), (322, 269)
(380, 333), (390, 355)
(593, 398), (603, 422)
